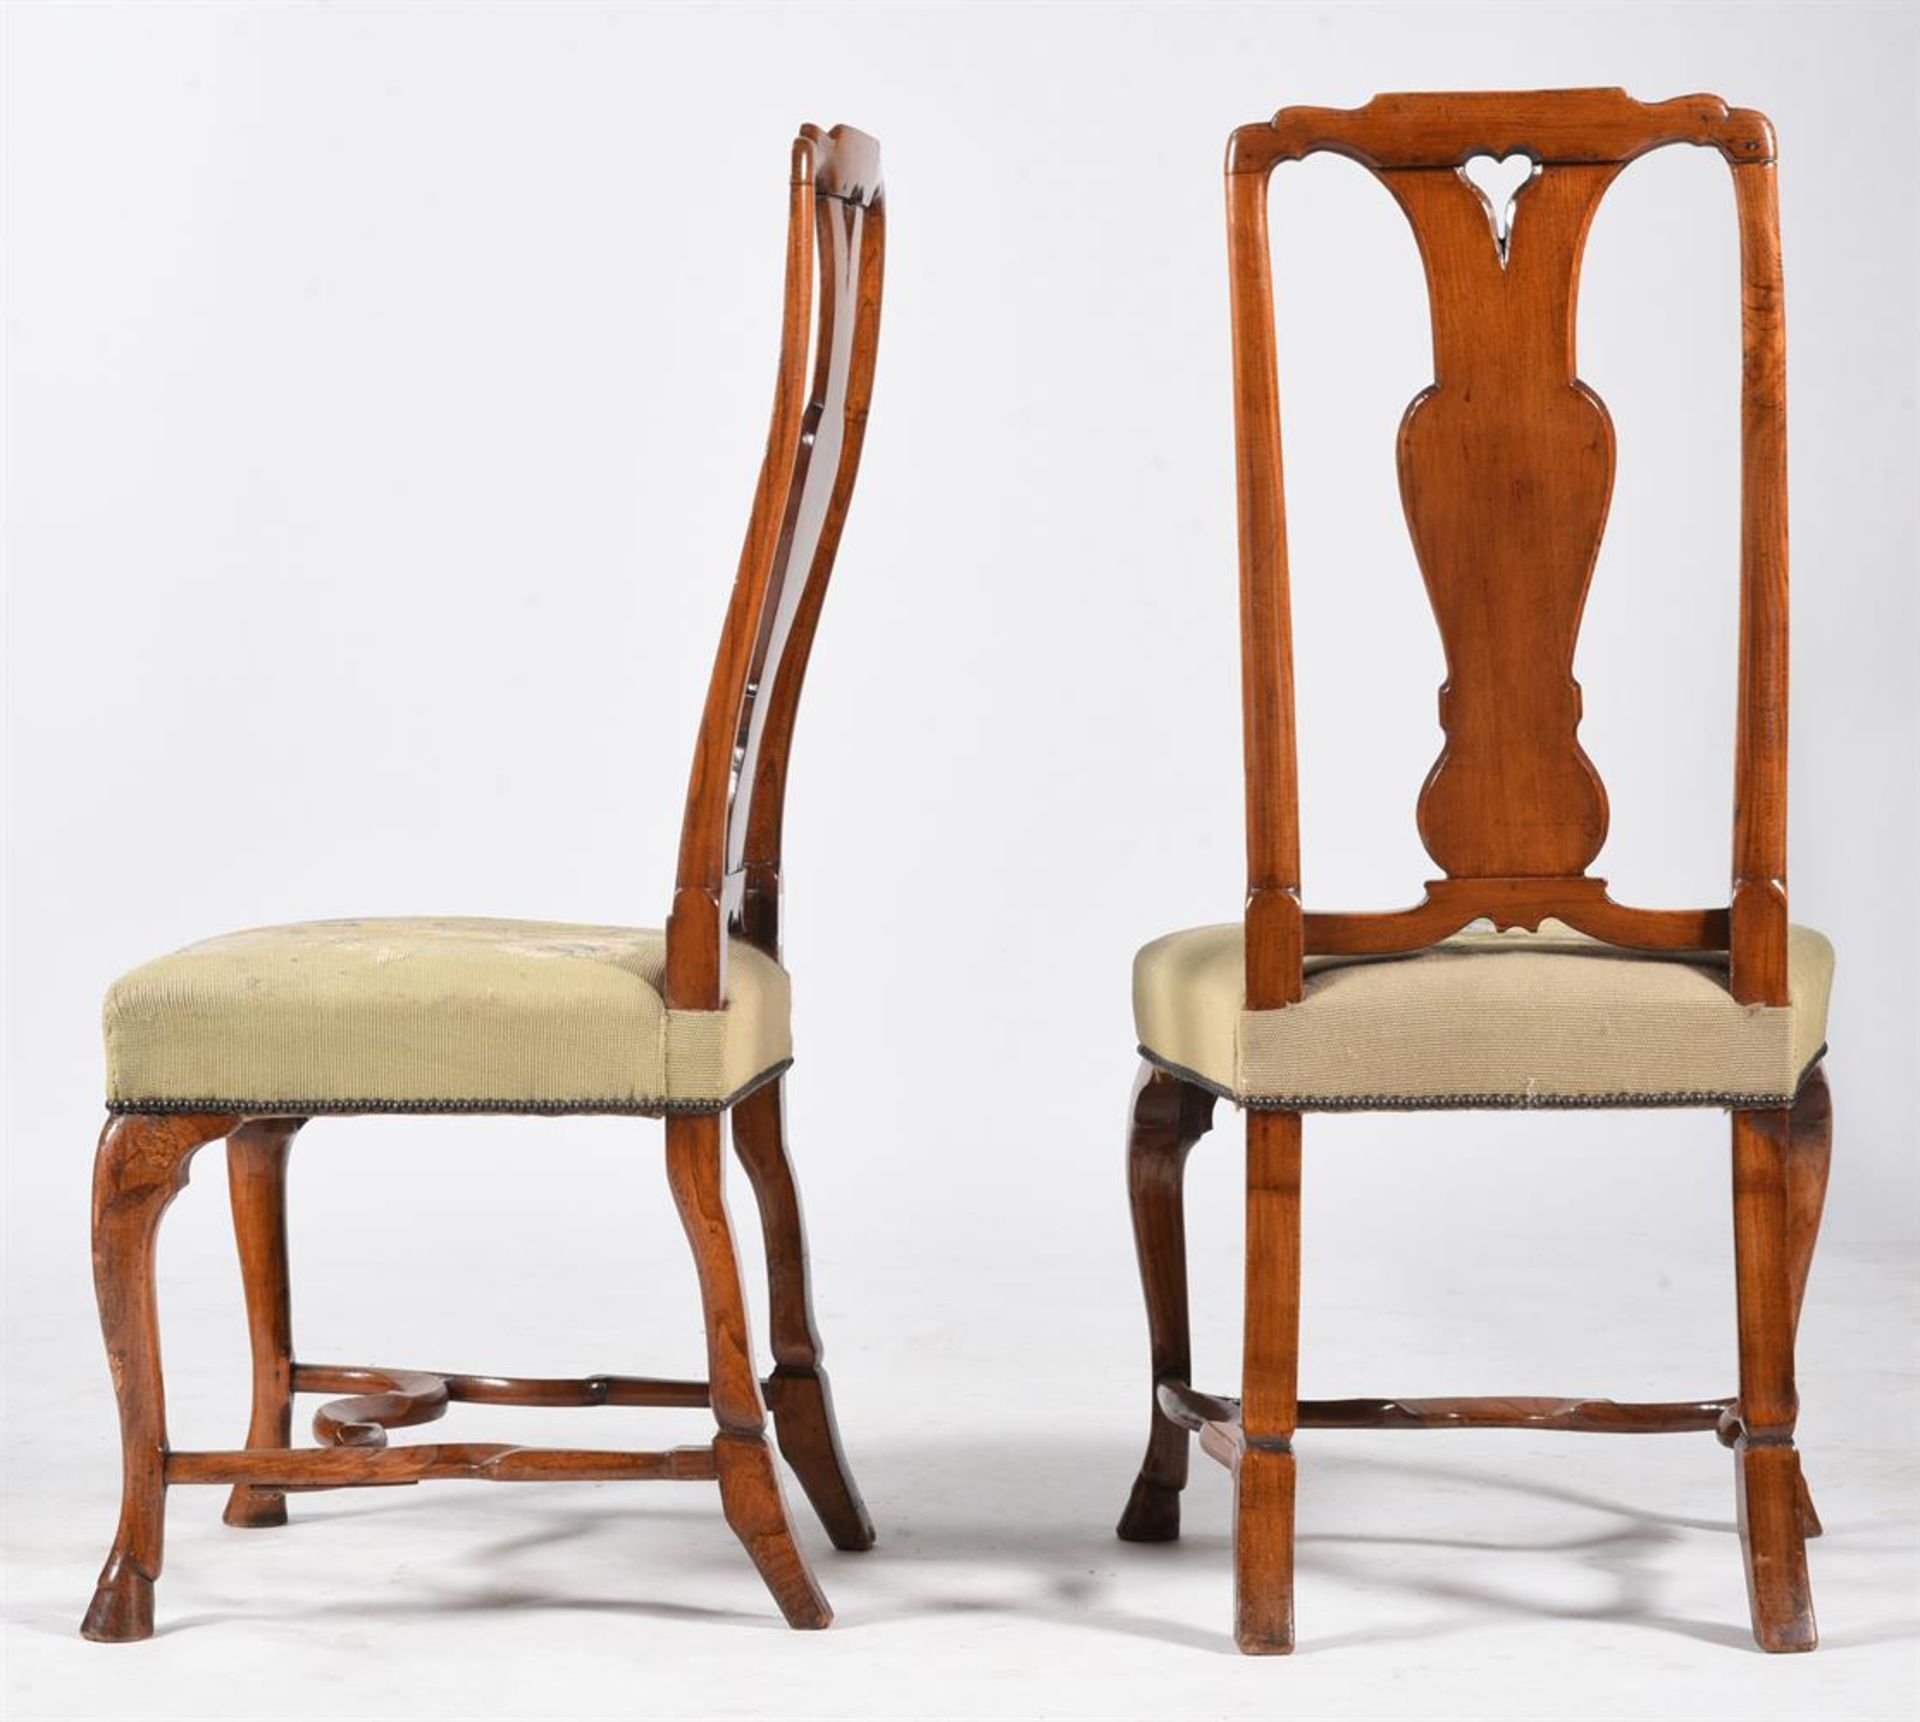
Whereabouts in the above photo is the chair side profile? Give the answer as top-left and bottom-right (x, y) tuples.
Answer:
(81, 123), (885, 1643)
(1118, 89), (1831, 1655)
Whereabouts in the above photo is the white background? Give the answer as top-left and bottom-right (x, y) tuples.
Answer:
(4, 3), (1915, 1718)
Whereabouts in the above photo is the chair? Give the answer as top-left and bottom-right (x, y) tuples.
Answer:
(1116, 90), (1833, 1655)
(81, 121), (885, 1642)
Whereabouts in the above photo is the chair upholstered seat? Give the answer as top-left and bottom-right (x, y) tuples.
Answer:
(1134, 920), (1834, 1110)
(104, 918), (792, 1114)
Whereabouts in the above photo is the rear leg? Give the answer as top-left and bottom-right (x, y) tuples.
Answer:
(1783, 1066), (1831, 1538)
(222, 1118), (305, 1528)
(1731, 1104), (1817, 1652)
(1233, 1108), (1303, 1654)
(666, 1111), (831, 1629)
(731, 1077), (874, 1551)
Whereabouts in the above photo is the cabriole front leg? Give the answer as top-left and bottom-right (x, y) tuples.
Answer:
(82, 1111), (239, 1642)
(1117, 1062), (1215, 1543)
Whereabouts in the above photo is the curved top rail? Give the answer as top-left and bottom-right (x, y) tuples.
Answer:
(1228, 88), (1775, 175)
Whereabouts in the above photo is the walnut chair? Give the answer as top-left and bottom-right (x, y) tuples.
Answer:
(1115, 91), (1834, 1655)
(81, 122), (884, 1643)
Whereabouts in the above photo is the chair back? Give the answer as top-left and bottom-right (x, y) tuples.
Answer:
(1223, 90), (1788, 1008)
(669, 124), (885, 1009)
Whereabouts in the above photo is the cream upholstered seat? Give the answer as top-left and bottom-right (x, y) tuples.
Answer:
(1134, 920), (1833, 1110)
(104, 918), (792, 1114)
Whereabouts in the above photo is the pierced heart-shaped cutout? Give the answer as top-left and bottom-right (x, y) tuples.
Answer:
(1461, 151), (1538, 264)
